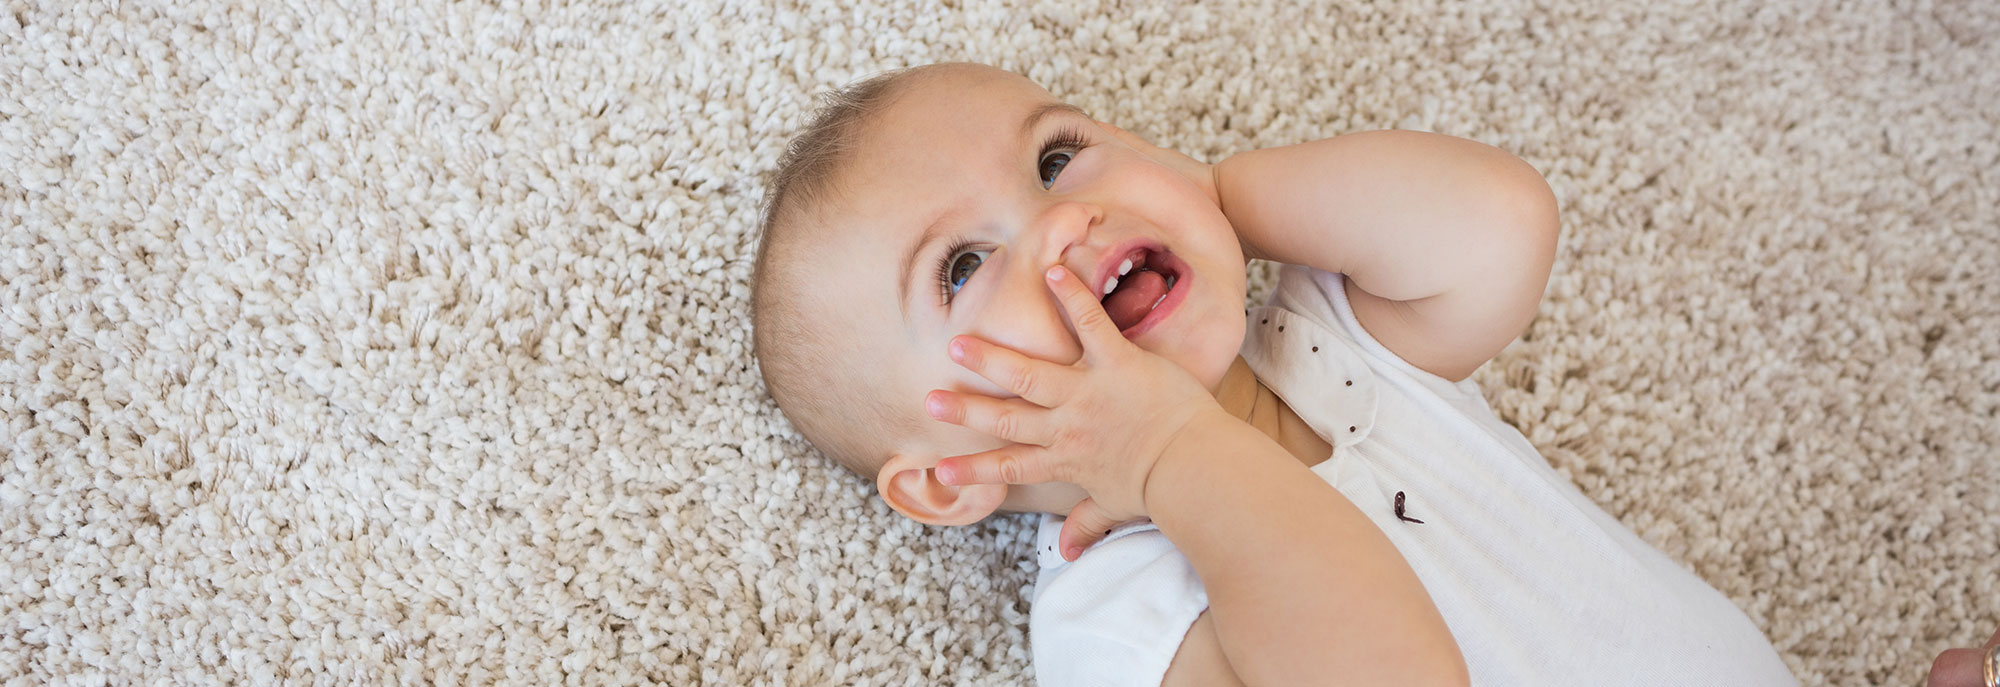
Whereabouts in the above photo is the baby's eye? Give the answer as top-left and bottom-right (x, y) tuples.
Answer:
(945, 248), (991, 298)
(1038, 150), (1074, 189)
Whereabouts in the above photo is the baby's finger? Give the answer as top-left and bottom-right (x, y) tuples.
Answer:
(936, 446), (1059, 487)
(1044, 266), (1127, 359)
(948, 335), (1074, 408)
(926, 389), (1054, 446)
(1055, 498), (1128, 561)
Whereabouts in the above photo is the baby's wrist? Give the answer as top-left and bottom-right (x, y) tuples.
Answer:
(1139, 407), (1249, 514)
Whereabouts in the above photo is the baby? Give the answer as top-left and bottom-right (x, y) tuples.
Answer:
(751, 63), (1797, 686)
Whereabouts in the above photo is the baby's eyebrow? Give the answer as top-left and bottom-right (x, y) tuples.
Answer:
(1019, 101), (1089, 139)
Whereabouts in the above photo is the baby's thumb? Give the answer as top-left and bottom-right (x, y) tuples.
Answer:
(1057, 498), (1127, 561)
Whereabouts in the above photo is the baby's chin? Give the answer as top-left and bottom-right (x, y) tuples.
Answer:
(1156, 299), (1249, 395)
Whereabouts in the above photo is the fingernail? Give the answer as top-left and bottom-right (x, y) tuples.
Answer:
(1046, 266), (1065, 281)
(936, 464), (956, 486)
(1064, 546), (1082, 560)
(926, 393), (947, 419)
(948, 339), (964, 361)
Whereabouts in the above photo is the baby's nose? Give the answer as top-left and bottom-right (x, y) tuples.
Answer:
(1032, 201), (1102, 269)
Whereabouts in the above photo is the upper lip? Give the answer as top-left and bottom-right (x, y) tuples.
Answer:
(1087, 239), (1159, 299)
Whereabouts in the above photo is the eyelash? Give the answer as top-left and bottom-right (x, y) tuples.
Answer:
(1038, 126), (1090, 177)
(933, 126), (1091, 306)
(934, 238), (978, 306)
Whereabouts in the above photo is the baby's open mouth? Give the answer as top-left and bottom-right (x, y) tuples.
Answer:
(1100, 248), (1182, 332)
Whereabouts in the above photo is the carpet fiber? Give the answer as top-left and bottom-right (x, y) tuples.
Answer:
(3, 0), (1995, 684)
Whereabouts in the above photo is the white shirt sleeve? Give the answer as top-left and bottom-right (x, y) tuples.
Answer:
(1029, 515), (1209, 687)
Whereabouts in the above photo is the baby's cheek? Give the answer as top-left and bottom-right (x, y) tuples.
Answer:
(1062, 149), (1112, 188)
(1120, 156), (1198, 195)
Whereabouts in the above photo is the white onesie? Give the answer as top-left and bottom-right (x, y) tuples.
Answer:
(1028, 265), (1796, 686)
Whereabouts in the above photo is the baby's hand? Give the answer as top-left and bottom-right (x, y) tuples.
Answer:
(1096, 121), (1220, 209)
(926, 265), (1225, 560)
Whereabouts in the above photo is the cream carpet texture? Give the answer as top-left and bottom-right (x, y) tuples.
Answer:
(3, 0), (1996, 684)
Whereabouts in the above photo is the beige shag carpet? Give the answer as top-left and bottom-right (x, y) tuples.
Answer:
(3, 0), (1996, 684)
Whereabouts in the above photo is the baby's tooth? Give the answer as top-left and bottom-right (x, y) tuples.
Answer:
(1103, 277), (1119, 296)
(1118, 259), (1133, 276)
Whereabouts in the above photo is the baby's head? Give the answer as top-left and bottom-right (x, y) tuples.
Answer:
(753, 63), (1248, 524)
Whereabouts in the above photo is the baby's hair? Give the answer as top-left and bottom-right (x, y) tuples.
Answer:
(751, 65), (940, 479)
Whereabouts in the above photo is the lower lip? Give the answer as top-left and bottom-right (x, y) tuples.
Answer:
(1118, 252), (1191, 341)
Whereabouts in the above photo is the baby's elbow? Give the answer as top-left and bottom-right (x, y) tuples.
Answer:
(1505, 158), (1561, 252)
(1397, 659), (1469, 687)
(1438, 654), (1472, 687)
(1408, 637), (1470, 687)
(1489, 162), (1560, 289)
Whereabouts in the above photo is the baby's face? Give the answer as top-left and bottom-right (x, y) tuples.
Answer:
(813, 65), (1248, 489)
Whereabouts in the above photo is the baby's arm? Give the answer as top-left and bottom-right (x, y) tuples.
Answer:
(928, 268), (1465, 687)
(1217, 130), (1560, 381)
(1145, 410), (1467, 686)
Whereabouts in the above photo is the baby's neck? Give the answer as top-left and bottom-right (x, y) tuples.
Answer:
(1213, 356), (1333, 469)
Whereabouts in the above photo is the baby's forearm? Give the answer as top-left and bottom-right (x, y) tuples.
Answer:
(1145, 410), (1466, 686)
(1215, 129), (1557, 303)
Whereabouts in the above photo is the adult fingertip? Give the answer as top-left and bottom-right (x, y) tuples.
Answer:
(935, 462), (956, 486)
(1929, 647), (1978, 687)
(1046, 265), (1067, 282)
(1063, 546), (1082, 561)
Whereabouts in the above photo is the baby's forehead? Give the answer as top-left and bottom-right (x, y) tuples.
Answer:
(859, 67), (1057, 145)
(844, 84), (1065, 191)
(893, 63), (1045, 105)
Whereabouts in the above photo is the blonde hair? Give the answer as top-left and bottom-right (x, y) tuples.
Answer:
(751, 66), (937, 478)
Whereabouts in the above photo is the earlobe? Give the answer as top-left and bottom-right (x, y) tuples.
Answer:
(878, 453), (1008, 526)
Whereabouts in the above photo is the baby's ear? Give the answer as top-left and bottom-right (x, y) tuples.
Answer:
(877, 452), (1007, 526)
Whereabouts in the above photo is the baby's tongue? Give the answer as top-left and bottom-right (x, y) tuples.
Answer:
(1103, 269), (1169, 331)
